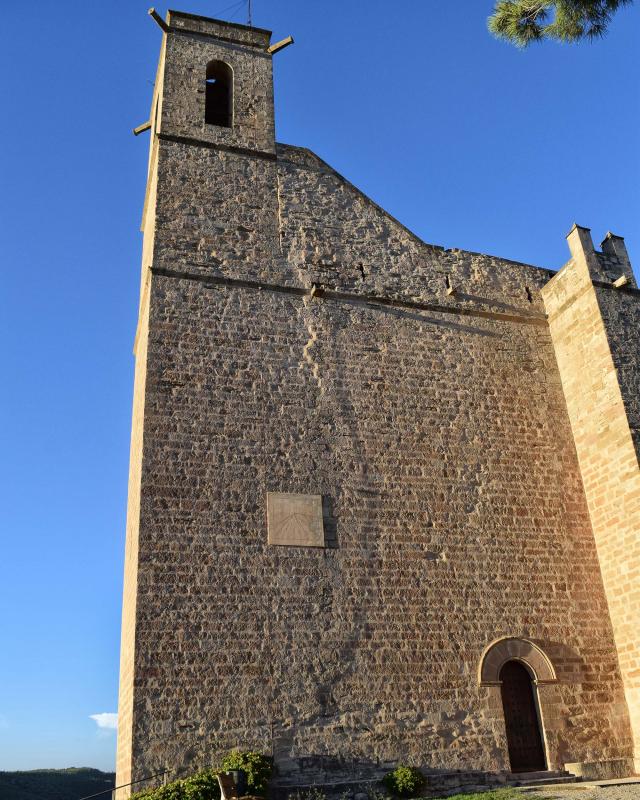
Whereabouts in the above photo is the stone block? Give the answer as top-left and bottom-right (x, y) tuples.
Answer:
(564, 758), (635, 780)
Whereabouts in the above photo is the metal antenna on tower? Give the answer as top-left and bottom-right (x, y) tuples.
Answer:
(248, 0), (252, 26)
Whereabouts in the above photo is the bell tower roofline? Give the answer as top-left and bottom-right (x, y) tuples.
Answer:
(165, 9), (272, 49)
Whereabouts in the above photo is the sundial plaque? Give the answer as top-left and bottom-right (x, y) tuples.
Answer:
(266, 492), (325, 547)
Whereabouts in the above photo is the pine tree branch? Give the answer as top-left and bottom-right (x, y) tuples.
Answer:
(488, 0), (634, 45)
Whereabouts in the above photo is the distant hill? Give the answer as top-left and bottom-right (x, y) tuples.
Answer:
(0, 767), (115, 800)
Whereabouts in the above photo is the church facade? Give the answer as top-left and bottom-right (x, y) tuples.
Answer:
(116, 10), (640, 796)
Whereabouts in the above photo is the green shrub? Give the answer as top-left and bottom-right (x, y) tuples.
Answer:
(183, 770), (221, 800)
(288, 789), (327, 800)
(130, 778), (185, 800)
(219, 751), (273, 797)
(366, 790), (391, 800)
(129, 750), (272, 800)
(381, 766), (425, 798)
(130, 769), (220, 800)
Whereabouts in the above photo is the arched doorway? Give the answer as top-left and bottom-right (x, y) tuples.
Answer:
(500, 660), (546, 772)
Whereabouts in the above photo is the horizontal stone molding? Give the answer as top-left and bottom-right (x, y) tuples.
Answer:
(150, 265), (549, 327)
(158, 133), (277, 162)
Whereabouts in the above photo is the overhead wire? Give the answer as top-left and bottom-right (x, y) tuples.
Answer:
(211, 0), (247, 20)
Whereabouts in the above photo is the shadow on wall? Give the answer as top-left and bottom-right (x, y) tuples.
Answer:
(338, 297), (502, 339)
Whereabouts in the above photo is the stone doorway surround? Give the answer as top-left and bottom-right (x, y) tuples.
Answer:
(479, 637), (558, 686)
(479, 637), (557, 770)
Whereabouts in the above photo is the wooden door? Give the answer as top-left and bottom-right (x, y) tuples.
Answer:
(500, 660), (546, 772)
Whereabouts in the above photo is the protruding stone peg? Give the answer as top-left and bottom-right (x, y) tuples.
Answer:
(133, 120), (152, 136)
(268, 36), (294, 55)
(148, 7), (170, 33)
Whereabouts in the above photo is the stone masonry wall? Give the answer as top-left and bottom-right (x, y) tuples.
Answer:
(595, 284), (640, 771)
(126, 264), (632, 787)
(542, 227), (640, 770)
(117, 14), (636, 795)
(596, 286), (640, 452)
(116, 284), (151, 790)
(276, 145), (553, 315)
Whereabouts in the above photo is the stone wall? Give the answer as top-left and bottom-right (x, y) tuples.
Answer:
(542, 228), (640, 771)
(276, 145), (552, 314)
(596, 284), (640, 451)
(116, 12), (637, 796)
(122, 259), (632, 789)
(116, 280), (151, 790)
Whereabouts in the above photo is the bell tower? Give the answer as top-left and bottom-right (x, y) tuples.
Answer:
(156, 11), (276, 155)
(116, 11), (287, 796)
(139, 10), (284, 284)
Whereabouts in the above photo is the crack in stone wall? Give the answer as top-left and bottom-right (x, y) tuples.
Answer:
(298, 298), (323, 392)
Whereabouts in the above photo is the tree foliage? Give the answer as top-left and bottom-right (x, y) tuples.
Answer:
(0, 768), (115, 800)
(488, 0), (633, 46)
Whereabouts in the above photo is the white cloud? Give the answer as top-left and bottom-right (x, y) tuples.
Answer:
(90, 712), (118, 730)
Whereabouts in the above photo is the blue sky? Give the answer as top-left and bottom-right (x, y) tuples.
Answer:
(0, 0), (638, 774)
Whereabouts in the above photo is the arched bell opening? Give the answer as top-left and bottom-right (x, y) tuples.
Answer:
(205, 60), (233, 127)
